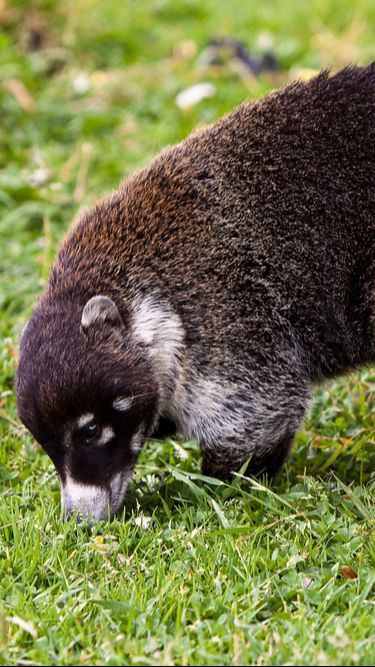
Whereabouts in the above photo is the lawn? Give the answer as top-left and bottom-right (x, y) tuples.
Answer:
(0, 1), (374, 665)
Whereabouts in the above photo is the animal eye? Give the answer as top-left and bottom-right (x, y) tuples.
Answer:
(80, 420), (101, 442)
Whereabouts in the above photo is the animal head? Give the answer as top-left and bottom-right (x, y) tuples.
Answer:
(16, 294), (159, 521)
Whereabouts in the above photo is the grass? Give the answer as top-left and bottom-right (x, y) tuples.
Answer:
(0, 0), (374, 664)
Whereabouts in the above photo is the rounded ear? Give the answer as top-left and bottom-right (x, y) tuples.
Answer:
(81, 295), (124, 330)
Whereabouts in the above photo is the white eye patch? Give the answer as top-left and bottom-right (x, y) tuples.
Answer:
(112, 396), (133, 412)
(75, 414), (114, 446)
(98, 425), (115, 446)
(77, 413), (95, 428)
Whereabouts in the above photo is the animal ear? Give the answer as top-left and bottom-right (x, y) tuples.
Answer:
(81, 295), (124, 330)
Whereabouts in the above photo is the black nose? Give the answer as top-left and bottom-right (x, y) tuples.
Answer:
(63, 504), (90, 524)
(62, 498), (100, 524)
(62, 500), (74, 520)
(62, 498), (81, 521)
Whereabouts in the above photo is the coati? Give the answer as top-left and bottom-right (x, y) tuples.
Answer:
(16, 66), (375, 521)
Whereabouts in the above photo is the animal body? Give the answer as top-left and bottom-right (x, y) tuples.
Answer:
(16, 66), (375, 521)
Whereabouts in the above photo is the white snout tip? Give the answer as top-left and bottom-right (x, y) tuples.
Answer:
(61, 473), (131, 522)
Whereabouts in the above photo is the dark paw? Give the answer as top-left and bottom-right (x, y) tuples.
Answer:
(150, 416), (177, 440)
(201, 457), (233, 481)
(201, 435), (293, 481)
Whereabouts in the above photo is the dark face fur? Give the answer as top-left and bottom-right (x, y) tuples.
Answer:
(16, 295), (159, 520)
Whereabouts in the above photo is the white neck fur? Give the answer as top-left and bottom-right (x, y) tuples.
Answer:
(130, 293), (184, 408)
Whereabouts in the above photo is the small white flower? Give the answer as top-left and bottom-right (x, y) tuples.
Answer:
(134, 515), (152, 530)
(72, 72), (90, 95)
(175, 82), (215, 109)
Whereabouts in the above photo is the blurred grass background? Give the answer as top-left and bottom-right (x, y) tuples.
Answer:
(0, 1), (374, 665)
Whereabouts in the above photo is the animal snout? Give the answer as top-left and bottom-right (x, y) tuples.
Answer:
(61, 477), (111, 521)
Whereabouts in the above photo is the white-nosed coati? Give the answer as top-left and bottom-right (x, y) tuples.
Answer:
(16, 66), (375, 521)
